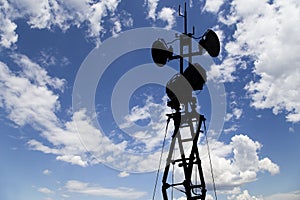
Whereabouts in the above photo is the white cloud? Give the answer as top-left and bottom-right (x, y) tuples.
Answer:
(118, 171), (130, 178)
(56, 155), (88, 167)
(288, 127), (295, 133)
(157, 7), (176, 30)
(0, 61), (166, 172)
(207, 57), (238, 83)
(229, 190), (300, 200)
(120, 104), (152, 129)
(119, 96), (172, 153)
(0, 60), (61, 127)
(144, 0), (176, 29)
(215, 0), (300, 122)
(0, 54), (279, 193)
(224, 124), (238, 133)
(43, 198), (54, 200)
(228, 190), (263, 200)
(0, 56), (88, 167)
(225, 113), (233, 121)
(233, 108), (243, 120)
(224, 102), (243, 133)
(204, 0), (224, 13)
(61, 194), (69, 198)
(112, 19), (122, 36)
(65, 180), (146, 199)
(28, 140), (59, 154)
(199, 134), (279, 191)
(38, 187), (54, 194)
(43, 169), (52, 175)
(264, 190), (300, 200)
(162, 134), (279, 194)
(11, 54), (65, 90)
(231, 135), (261, 172)
(0, 17), (18, 48)
(37, 50), (70, 68)
(225, 107), (243, 122)
(0, 0), (124, 48)
(0, 0), (18, 48)
(258, 157), (280, 175)
(145, 0), (159, 20)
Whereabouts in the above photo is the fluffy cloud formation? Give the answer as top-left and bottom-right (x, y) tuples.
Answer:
(144, 0), (176, 29)
(199, 134), (279, 191)
(204, 0), (224, 13)
(165, 132), (279, 197)
(0, 58), (62, 127)
(157, 7), (176, 30)
(0, 53), (279, 194)
(145, 0), (159, 20)
(0, 7), (18, 48)
(0, 54), (169, 171)
(38, 187), (54, 194)
(0, 56), (88, 167)
(228, 189), (300, 200)
(0, 0), (133, 47)
(211, 0), (300, 122)
(120, 96), (171, 153)
(65, 180), (146, 199)
(228, 190), (263, 200)
(118, 171), (130, 178)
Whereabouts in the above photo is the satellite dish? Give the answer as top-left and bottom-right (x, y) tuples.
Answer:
(166, 73), (193, 110)
(199, 29), (220, 57)
(183, 63), (206, 91)
(151, 39), (173, 67)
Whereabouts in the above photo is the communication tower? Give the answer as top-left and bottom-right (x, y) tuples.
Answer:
(151, 2), (220, 200)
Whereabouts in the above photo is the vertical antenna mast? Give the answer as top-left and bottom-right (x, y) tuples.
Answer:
(179, 2), (188, 34)
(150, 2), (221, 199)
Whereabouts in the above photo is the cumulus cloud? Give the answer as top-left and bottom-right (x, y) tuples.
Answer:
(211, 0), (300, 122)
(0, 60), (61, 127)
(207, 57), (238, 83)
(229, 189), (300, 200)
(0, 55), (168, 171)
(203, 0), (224, 14)
(157, 7), (176, 30)
(158, 133), (279, 194)
(0, 53), (279, 194)
(38, 187), (54, 194)
(225, 107), (243, 122)
(0, 56), (87, 167)
(118, 171), (130, 178)
(228, 190), (263, 200)
(0, 17), (18, 48)
(11, 54), (65, 90)
(0, 0), (18, 48)
(144, 0), (176, 29)
(199, 134), (279, 191)
(120, 96), (172, 153)
(56, 155), (88, 167)
(65, 180), (146, 199)
(145, 0), (159, 20)
(0, 0), (129, 48)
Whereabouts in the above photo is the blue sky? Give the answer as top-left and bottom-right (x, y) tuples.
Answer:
(0, 0), (300, 200)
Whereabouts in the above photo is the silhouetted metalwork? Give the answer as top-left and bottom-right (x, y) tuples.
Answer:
(151, 2), (220, 200)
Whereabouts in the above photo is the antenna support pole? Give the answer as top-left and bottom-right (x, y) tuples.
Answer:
(162, 99), (207, 200)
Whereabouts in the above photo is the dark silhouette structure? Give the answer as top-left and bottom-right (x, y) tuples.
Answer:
(151, 2), (220, 200)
